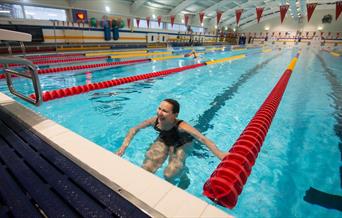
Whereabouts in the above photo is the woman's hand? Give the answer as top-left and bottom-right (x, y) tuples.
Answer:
(217, 150), (228, 160)
(115, 146), (126, 156)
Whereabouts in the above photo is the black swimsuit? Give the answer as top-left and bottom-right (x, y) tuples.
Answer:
(154, 119), (193, 148)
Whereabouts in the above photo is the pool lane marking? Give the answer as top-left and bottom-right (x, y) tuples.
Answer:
(191, 53), (282, 157)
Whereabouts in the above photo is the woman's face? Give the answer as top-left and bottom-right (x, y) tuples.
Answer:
(156, 101), (177, 122)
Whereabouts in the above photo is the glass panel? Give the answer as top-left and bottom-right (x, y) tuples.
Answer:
(150, 20), (162, 29)
(133, 18), (148, 28)
(167, 23), (187, 31)
(0, 3), (24, 19)
(192, 26), (204, 33)
(24, 5), (66, 21)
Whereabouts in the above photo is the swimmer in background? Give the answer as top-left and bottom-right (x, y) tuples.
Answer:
(116, 99), (226, 181)
(184, 49), (198, 58)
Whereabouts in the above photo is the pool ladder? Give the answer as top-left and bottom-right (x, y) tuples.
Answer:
(0, 56), (42, 106)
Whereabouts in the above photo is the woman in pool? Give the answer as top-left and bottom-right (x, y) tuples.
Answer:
(116, 98), (226, 180)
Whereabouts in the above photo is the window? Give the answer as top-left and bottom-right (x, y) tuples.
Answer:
(0, 3), (24, 19)
(133, 18), (147, 28)
(167, 23), (187, 31)
(192, 26), (204, 33)
(24, 5), (66, 21)
(150, 20), (162, 29)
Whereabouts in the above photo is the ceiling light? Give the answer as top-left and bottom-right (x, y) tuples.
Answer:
(264, 26), (270, 30)
(215, 25), (217, 29)
(105, 6), (110, 12)
(181, 19), (184, 23)
(0, 10), (10, 13)
(152, 14), (156, 19)
(201, 23), (203, 27)
(317, 26), (323, 30)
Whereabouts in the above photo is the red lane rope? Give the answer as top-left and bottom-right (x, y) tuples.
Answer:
(0, 56), (108, 68)
(30, 63), (205, 102)
(32, 56), (108, 65)
(25, 53), (84, 60)
(0, 58), (151, 79)
(203, 53), (300, 209)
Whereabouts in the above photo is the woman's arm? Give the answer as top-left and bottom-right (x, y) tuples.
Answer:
(179, 121), (227, 160)
(116, 116), (156, 156)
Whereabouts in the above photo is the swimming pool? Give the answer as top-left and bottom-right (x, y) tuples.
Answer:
(0, 47), (341, 217)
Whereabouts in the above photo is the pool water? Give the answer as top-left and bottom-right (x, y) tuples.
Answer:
(0, 47), (341, 218)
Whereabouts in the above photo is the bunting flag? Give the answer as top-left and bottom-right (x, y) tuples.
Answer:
(280, 5), (289, 23)
(157, 16), (162, 27)
(109, 20), (112, 28)
(337, 32), (340, 38)
(306, 3), (317, 22)
(216, 10), (223, 25)
(306, 32), (309, 37)
(127, 18), (131, 28)
(313, 31), (316, 36)
(170, 15), (175, 27)
(199, 11), (205, 24)
(184, 14), (190, 26)
(328, 32), (331, 36)
(321, 31), (324, 36)
(235, 9), (243, 25)
(336, 1), (342, 20)
(136, 18), (140, 28)
(146, 16), (150, 28)
(256, 7), (264, 23)
(272, 32), (274, 36)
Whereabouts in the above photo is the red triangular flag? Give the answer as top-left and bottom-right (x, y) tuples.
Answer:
(136, 18), (140, 28)
(184, 14), (190, 26)
(199, 11), (205, 24)
(157, 16), (162, 27)
(280, 5), (289, 23)
(306, 3), (317, 22)
(336, 1), (342, 20)
(127, 18), (131, 28)
(216, 10), (223, 25)
(235, 9), (243, 25)
(170, 15), (175, 27)
(256, 7), (264, 23)
(146, 16), (150, 28)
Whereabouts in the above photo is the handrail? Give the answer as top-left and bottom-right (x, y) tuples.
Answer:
(0, 57), (42, 106)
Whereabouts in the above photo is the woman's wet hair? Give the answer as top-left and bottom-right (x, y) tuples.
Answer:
(163, 99), (180, 114)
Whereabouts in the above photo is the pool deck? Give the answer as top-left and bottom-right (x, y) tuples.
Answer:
(0, 92), (232, 218)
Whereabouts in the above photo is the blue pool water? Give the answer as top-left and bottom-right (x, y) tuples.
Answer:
(0, 47), (341, 218)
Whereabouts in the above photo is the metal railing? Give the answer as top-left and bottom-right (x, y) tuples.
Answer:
(0, 57), (42, 106)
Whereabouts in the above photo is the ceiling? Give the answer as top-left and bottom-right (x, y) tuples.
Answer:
(128, 0), (337, 27)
